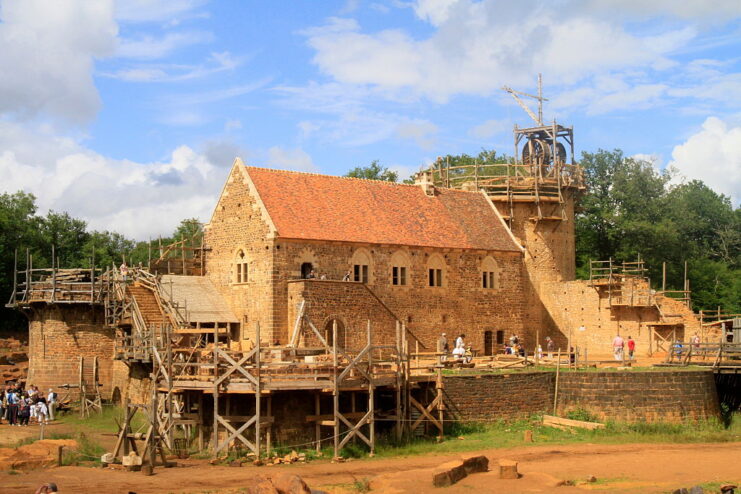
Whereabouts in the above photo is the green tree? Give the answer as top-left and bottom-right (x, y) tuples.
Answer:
(345, 160), (399, 182)
(0, 192), (43, 332)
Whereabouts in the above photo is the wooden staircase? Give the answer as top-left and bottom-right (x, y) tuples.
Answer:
(127, 284), (167, 328)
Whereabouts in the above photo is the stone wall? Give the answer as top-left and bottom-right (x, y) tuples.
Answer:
(555, 370), (720, 422)
(435, 370), (719, 424)
(277, 240), (531, 352)
(287, 280), (398, 350)
(26, 305), (115, 399)
(538, 279), (702, 356)
(441, 372), (555, 421)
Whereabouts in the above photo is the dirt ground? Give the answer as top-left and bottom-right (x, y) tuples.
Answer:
(0, 441), (738, 494)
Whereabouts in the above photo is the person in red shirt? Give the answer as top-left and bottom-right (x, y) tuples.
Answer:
(627, 336), (636, 360)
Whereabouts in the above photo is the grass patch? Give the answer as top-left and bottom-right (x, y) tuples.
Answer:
(690, 480), (741, 493)
(56, 405), (146, 434)
(60, 433), (106, 466)
(365, 413), (741, 459)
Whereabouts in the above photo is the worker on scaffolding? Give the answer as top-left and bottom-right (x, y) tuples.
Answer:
(437, 332), (449, 364)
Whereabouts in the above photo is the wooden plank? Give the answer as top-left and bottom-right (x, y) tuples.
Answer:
(543, 415), (604, 430)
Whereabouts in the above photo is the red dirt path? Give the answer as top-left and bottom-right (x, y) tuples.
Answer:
(1, 442), (739, 493)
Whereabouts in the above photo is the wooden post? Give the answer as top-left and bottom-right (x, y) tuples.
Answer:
(662, 262), (666, 292)
(25, 249), (30, 302)
(255, 321), (261, 459)
(51, 245), (56, 303)
(435, 367), (444, 442)
(266, 394), (272, 457)
(11, 249), (17, 304)
(553, 349), (561, 415)
(212, 323), (219, 456)
(197, 393), (204, 452)
(332, 320), (339, 459)
(314, 392), (321, 453)
(90, 249), (95, 303)
(395, 321), (401, 441)
(368, 320), (375, 455)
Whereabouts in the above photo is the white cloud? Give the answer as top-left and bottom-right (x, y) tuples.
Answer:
(668, 117), (741, 202)
(266, 147), (317, 172)
(224, 119), (242, 132)
(0, 120), (228, 239)
(117, 31), (212, 59)
(302, 4), (700, 103)
(396, 120), (438, 149)
(0, 0), (117, 123)
(114, 0), (207, 23)
(102, 51), (243, 82)
(470, 119), (509, 139)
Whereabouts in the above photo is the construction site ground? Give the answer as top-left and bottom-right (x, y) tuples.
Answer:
(0, 440), (739, 494)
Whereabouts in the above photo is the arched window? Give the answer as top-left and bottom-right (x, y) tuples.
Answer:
(427, 254), (446, 287)
(481, 256), (499, 289)
(390, 250), (410, 286)
(350, 248), (372, 284)
(234, 250), (249, 283)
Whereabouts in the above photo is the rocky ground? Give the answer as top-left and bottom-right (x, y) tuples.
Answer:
(0, 336), (27, 385)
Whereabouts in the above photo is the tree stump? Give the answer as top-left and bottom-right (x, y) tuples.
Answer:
(499, 460), (519, 479)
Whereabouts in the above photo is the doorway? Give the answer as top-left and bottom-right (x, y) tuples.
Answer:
(301, 262), (313, 279)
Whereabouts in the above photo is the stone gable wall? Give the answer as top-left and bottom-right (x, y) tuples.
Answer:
(204, 164), (279, 343)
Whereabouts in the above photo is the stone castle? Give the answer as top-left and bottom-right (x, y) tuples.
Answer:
(10, 124), (703, 404)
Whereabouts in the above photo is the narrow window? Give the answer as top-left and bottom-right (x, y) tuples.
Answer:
(392, 266), (407, 286)
(428, 268), (442, 287)
(354, 264), (368, 283)
(235, 250), (248, 283)
(482, 271), (495, 288)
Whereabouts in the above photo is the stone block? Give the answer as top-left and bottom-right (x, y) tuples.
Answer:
(499, 459), (519, 479)
(433, 460), (468, 487)
(271, 473), (311, 494)
(461, 455), (488, 474)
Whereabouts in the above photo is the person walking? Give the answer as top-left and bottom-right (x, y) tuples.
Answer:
(35, 400), (49, 425)
(612, 334), (625, 361)
(627, 336), (636, 360)
(47, 389), (57, 421)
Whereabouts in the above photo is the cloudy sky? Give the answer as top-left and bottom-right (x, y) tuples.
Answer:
(0, 0), (739, 239)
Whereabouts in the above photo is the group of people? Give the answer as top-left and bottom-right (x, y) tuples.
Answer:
(611, 334), (637, 361)
(1, 384), (57, 426)
(437, 333), (473, 364)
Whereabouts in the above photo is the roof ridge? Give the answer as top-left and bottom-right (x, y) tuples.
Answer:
(244, 165), (421, 187)
(244, 165), (488, 196)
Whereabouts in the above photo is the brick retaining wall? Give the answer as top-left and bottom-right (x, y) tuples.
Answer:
(555, 370), (720, 422)
(442, 372), (555, 421)
(439, 370), (719, 423)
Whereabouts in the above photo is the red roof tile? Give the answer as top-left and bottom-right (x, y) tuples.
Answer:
(245, 167), (520, 252)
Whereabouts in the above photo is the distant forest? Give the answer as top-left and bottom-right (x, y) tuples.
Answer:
(1, 149), (738, 333)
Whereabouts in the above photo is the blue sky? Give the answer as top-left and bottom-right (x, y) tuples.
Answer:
(0, 0), (739, 239)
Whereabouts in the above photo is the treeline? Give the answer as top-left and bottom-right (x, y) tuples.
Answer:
(576, 150), (739, 313)
(0, 191), (201, 332)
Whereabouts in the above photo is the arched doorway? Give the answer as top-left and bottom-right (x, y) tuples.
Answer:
(484, 331), (493, 356)
(324, 319), (346, 350)
(301, 262), (313, 279)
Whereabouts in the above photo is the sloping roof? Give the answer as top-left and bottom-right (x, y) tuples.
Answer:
(244, 167), (520, 252)
(161, 275), (238, 323)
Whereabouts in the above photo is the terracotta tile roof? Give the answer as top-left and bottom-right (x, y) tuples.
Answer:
(245, 166), (521, 252)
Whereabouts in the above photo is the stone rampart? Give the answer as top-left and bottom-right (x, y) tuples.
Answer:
(439, 369), (719, 423)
